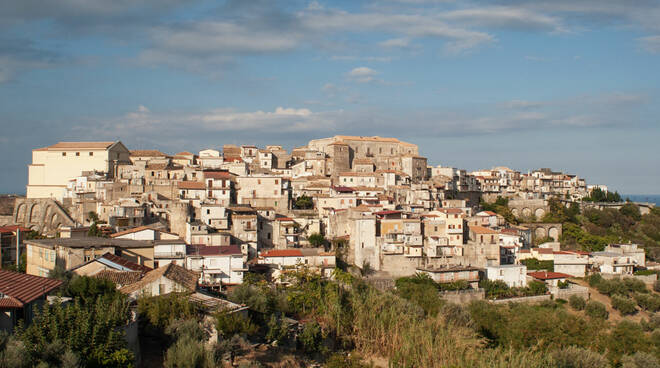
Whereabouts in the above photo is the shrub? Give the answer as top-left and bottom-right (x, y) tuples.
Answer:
(612, 295), (638, 315)
(265, 314), (288, 343)
(568, 295), (586, 311)
(440, 303), (474, 329)
(587, 274), (603, 287)
(551, 346), (609, 368)
(299, 321), (324, 354)
(164, 335), (212, 368)
(585, 301), (609, 319)
(635, 293), (660, 312)
(138, 293), (200, 330)
(325, 353), (372, 368)
(395, 274), (444, 316)
(215, 311), (257, 338)
(557, 280), (570, 289)
(621, 352), (660, 368)
(165, 319), (208, 342)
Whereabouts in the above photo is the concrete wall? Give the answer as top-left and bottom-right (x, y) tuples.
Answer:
(553, 285), (590, 300)
(440, 288), (485, 304)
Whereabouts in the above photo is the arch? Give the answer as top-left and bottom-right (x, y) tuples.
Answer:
(15, 203), (27, 223)
(522, 207), (532, 217)
(511, 208), (520, 217)
(535, 227), (547, 239)
(548, 227), (559, 241)
(28, 203), (41, 223)
(535, 208), (546, 218)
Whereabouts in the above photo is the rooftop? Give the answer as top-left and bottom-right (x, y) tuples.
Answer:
(0, 269), (63, 308)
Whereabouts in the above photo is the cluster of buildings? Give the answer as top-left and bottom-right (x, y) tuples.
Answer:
(2, 135), (637, 296)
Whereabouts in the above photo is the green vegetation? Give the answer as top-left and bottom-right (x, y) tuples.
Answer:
(307, 233), (326, 248)
(480, 279), (548, 300)
(294, 195), (314, 209)
(582, 188), (622, 203)
(585, 301), (609, 320)
(568, 295), (586, 310)
(611, 295), (638, 315)
(481, 196), (517, 224)
(520, 258), (554, 271)
(17, 287), (134, 367)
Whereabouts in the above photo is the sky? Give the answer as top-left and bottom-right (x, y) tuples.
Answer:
(0, 0), (659, 194)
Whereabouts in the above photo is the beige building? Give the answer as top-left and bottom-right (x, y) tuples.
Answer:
(25, 238), (155, 276)
(27, 141), (131, 200)
(236, 175), (289, 210)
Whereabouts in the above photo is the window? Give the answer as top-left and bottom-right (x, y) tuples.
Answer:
(76, 152), (80, 156)
(89, 152), (93, 156)
(258, 179), (261, 184)
(434, 226), (438, 232)
(207, 209), (210, 214)
(62, 152), (66, 156)
(159, 284), (166, 295)
(275, 179), (278, 184)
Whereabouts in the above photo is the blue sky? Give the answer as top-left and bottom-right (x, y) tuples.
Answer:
(1, 0), (659, 194)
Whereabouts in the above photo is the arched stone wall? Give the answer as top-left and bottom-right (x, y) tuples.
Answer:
(12, 198), (75, 235)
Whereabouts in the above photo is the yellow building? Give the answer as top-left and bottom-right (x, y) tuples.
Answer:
(27, 141), (131, 200)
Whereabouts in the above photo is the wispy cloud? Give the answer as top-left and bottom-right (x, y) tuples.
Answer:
(347, 67), (378, 83)
(638, 35), (660, 53)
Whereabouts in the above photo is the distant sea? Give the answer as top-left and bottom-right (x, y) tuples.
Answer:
(624, 194), (660, 206)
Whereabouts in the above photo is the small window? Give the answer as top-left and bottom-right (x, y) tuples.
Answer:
(76, 152), (80, 156)
(275, 179), (279, 184)
(62, 152), (66, 156)
(89, 152), (93, 156)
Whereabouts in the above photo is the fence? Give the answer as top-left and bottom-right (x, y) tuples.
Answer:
(601, 273), (658, 284)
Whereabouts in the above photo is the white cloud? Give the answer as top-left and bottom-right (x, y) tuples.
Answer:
(347, 66), (378, 83)
(441, 6), (566, 33)
(638, 35), (660, 53)
(379, 37), (411, 48)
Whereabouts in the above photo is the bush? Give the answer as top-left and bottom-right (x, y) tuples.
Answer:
(299, 321), (324, 354)
(164, 335), (212, 368)
(265, 314), (288, 343)
(635, 293), (660, 312)
(587, 274), (603, 287)
(621, 352), (660, 368)
(568, 295), (586, 311)
(395, 274), (444, 316)
(612, 294), (638, 315)
(165, 319), (208, 342)
(215, 311), (257, 338)
(138, 293), (200, 330)
(325, 353), (372, 368)
(585, 301), (609, 319)
(551, 346), (609, 368)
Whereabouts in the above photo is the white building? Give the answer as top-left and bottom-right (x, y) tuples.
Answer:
(485, 264), (527, 287)
(186, 244), (245, 285)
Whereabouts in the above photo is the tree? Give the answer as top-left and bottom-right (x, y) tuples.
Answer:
(294, 195), (314, 210)
(585, 301), (608, 319)
(568, 295), (586, 310)
(307, 233), (326, 248)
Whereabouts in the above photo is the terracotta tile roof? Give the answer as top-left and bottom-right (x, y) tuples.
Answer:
(470, 225), (499, 234)
(187, 244), (242, 256)
(275, 217), (294, 222)
(0, 225), (32, 234)
(175, 151), (193, 156)
(528, 271), (572, 280)
(119, 263), (198, 295)
(374, 210), (401, 216)
(339, 172), (379, 177)
(100, 253), (152, 273)
(94, 270), (144, 286)
(47, 141), (116, 150)
(204, 171), (233, 179)
(537, 248), (554, 254)
(178, 181), (206, 190)
(260, 249), (304, 257)
(331, 186), (355, 193)
(131, 150), (168, 157)
(0, 270), (63, 308)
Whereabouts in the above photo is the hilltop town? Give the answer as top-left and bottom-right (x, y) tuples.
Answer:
(1, 135), (659, 367)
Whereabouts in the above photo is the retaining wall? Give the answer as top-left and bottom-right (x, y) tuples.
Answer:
(490, 294), (551, 304)
(440, 288), (485, 304)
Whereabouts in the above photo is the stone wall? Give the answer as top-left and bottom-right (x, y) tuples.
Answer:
(12, 198), (76, 234)
(601, 273), (658, 284)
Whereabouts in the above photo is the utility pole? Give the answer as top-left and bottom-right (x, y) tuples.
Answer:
(16, 228), (20, 269)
